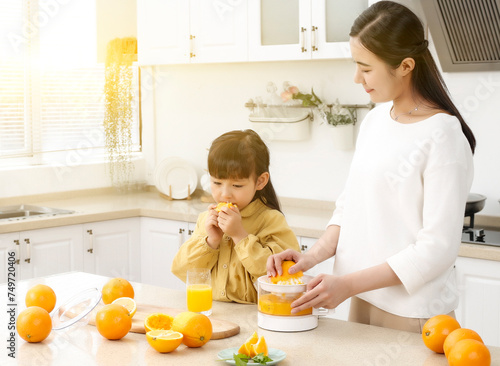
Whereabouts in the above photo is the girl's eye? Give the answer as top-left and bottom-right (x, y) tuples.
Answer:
(212, 181), (221, 185)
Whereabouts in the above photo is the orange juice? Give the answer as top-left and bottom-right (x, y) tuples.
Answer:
(258, 293), (312, 316)
(187, 284), (212, 313)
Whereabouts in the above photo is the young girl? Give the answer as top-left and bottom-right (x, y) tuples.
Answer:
(171, 129), (300, 304)
(267, 1), (475, 332)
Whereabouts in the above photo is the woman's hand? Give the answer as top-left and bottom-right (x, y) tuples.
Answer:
(205, 204), (223, 249)
(266, 249), (315, 277)
(216, 205), (248, 243)
(290, 274), (352, 314)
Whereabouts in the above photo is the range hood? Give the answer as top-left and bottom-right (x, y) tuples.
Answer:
(420, 0), (500, 72)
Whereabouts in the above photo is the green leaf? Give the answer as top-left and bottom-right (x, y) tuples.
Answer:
(252, 353), (274, 364)
(233, 354), (250, 366)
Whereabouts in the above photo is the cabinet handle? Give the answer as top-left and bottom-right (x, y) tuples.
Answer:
(300, 27), (307, 53)
(311, 26), (318, 51)
(87, 229), (93, 254)
(24, 238), (31, 264)
(188, 229), (194, 235)
(178, 228), (185, 249)
(190, 34), (196, 58)
(14, 239), (20, 265)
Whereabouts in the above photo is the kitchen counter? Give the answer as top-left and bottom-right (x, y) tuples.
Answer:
(1, 188), (500, 261)
(3, 271), (500, 366)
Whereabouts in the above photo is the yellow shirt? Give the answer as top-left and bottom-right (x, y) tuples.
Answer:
(171, 199), (300, 304)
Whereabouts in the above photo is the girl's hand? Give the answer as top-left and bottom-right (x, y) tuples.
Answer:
(205, 205), (223, 249)
(266, 249), (313, 277)
(216, 205), (247, 243)
(290, 274), (352, 314)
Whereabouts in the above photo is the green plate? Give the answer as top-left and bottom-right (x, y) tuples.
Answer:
(217, 347), (286, 365)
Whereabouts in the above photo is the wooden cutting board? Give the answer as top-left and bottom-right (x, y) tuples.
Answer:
(89, 303), (240, 340)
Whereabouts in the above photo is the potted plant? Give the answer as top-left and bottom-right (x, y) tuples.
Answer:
(281, 85), (355, 150)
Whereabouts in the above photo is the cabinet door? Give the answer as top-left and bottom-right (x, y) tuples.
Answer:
(455, 257), (500, 347)
(83, 218), (141, 282)
(249, 0), (311, 61)
(18, 225), (84, 280)
(137, 0), (190, 65)
(299, 236), (350, 321)
(190, 0), (247, 63)
(0, 233), (19, 283)
(310, 0), (368, 59)
(140, 218), (188, 290)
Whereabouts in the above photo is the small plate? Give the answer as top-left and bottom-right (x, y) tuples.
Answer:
(154, 157), (197, 199)
(51, 288), (102, 330)
(217, 347), (286, 365)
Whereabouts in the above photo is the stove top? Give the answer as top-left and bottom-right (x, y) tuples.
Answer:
(462, 228), (500, 247)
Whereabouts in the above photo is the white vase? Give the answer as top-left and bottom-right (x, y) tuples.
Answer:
(330, 124), (354, 150)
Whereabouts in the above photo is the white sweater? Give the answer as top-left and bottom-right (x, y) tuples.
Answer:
(329, 102), (473, 318)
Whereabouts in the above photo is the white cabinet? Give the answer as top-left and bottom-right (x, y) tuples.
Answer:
(140, 217), (194, 290)
(83, 218), (141, 282)
(455, 256), (500, 347)
(137, 0), (247, 65)
(0, 226), (84, 281)
(248, 0), (368, 61)
(0, 233), (19, 283)
(299, 236), (350, 321)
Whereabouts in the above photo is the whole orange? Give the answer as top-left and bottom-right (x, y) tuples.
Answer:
(448, 339), (491, 366)
(422, 314), (460, 353)
(95, 304), (132, 340)
(16, 306), (52, 343)
(25, 284), (57, 313)
(444, 328), (483, 358)
(171, 311), (212, 347)
(101, 278), (134, 305)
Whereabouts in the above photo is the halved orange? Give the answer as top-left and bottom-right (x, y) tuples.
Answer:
(270, 260), (303, 284)
(112, 297), (137, 317)
(144, 313), (174, 332)
(146, 330), (183, 353)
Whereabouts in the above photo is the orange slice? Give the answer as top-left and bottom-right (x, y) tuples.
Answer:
(238, 331), (259, 357)
(252, 336), (268, 356)
(215, 202), (236, 212)
(112, 297), (137, 317)
(146, 330), (183, 353)
(144, 313), (174, 332)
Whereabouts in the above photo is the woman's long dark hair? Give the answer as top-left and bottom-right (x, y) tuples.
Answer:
(350, 1), (476, 153)
(208, 129), (281, 212)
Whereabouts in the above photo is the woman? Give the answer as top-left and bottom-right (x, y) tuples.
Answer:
(267, 1), (475, 333)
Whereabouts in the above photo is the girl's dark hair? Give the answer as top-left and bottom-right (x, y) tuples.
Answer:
(350, 1), (476, 153)
(208, 129), (281, 212)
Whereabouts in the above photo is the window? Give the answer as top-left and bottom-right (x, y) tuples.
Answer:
(0, 0), (140, 167)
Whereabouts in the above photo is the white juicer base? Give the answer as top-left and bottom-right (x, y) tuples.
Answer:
(257, 312), (318, 332)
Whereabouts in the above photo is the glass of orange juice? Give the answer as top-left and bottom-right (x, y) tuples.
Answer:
(186, 268), (212, 316)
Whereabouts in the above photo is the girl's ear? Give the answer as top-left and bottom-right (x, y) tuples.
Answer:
(255, 172), (269, 190)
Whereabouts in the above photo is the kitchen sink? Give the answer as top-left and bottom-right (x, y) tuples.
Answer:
(0, 205), (74, 222)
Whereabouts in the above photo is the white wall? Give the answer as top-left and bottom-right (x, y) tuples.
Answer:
(142, 58), (500, 217)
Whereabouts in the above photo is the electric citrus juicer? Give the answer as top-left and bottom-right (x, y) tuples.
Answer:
(257, 275), (332, 332)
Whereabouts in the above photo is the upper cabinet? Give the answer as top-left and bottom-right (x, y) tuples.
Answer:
(248, 0), (368, 61)
(137, 0), (247, 65)
(137, 0), (369, 65)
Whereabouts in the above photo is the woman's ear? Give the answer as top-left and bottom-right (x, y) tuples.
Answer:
(255, 172), (269, 190)
(398, 57), (415, 76)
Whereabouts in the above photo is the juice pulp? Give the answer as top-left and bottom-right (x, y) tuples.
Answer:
(187, 284), (212, 313)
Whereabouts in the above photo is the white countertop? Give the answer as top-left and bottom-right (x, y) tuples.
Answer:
(2, 272), (500, 365)
(1, 187), (499, 261)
